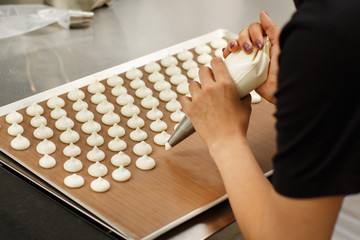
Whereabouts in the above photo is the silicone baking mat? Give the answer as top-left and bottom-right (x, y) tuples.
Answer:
(0, 29), (276, 240)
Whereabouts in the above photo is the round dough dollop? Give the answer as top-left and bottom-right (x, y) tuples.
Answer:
(64, 174), (84, 188)
(111, 84), (128, 96)
(170, 73), (187, 85)
(107, 75), (124, 87)
(63, 157), (83, 172)
(75, 108), (94, 123)
(146, 106), (163, 120)
(177, 49), (194, 61)
(127, 114), (145, 129)
(154, 131), (171, 146)
(102, 110), (120, 126)
(210, 38), (228, 49)
(26, 103), (44, 116)
(133, 141), (152, 156)
(182, 59), (198, 70)
(6, 111), (23, 124)
(72, 99), (88, 112)
(116, 93), (135, 106)
(63, 143), (81, 157)
(170, 109), (185, 122)
(187, 67), (200, 79)
(111, 151), (131, 167)
(120, 103), (140, 117)
(159, 89), (177, 102)
(36, 139), (56, 155)
(67, 88), (85, 101)
(125, 67), (143, 80)
(135, 86), (153, 99)
(148, 72), (165, 83)
(30, 114), (47, 128)
(33, 124), (54, 139)
(88, 80), (105, 94)
(96, 100), (114, 114)
(161, 55), (178, 67)
(90, 177), (110, 193)
(55, 116), (74, 131)
(165, 65), (181, 76)
(87, 146), (105, 162)
(130, 77), (146, 90)
(50, 107), (67, 120)
(47, 96), (65, 109)
(136, 155), (156, 170)
(88, 161), (108, 177)
(108, 136), (127, 151)
(150, 118), (167, 132)
(8, 123), (24, 136)
(195, 44), (212, 55)
(154, 80), (171, 92)
(87, 132), (104, 146)
(177, 81), (190, 95)
(165, 98), (182, 112)
(197, 54), (212, 65)
(144, 61), (161, 73)
(141, 95), (160, 109)
(82, 119), (101, 134)
(39, 154), (56, 168)
(107, 123), (125, 138)
(60, 127), (80, 144)
(112, 166), (131, 182)
(130, 127), (148, 142)
(11, 134), (30, 150)
(91, 91), (107, 104)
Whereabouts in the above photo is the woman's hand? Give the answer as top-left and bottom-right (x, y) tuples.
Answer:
(180, 57), (252, 151)
(224, 10), (281, 104)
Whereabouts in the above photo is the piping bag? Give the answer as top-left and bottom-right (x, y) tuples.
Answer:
(166, 37), (271, 150)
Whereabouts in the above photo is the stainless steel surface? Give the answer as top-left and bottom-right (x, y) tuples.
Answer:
(167, 115), (195, 148)
(0, 0), (295, 239)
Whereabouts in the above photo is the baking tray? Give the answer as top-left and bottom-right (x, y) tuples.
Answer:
(0, 29), (276, 240)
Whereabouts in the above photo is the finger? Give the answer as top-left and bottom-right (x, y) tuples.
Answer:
(223, 47), (231, 58)
(179, 95), (192, 112)
(210, 57), (233, 84)
(198, 66), (214, 87)
(238, 28), (253, 54)
(259, 10), (280, 46)
(226, 39), (240, 53)
(188, 79), (201, 98)
(248, 22), (265, 50)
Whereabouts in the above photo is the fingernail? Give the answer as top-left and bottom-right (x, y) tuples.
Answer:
(229, 42), (235, 48)
(243, 43), (251, 52)
(264, 9), (269, 17)
(255, 40), (262, 49)
(222, 48), (225, 52)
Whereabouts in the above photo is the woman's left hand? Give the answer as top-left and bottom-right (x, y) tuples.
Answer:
(180, 57), (252, 150)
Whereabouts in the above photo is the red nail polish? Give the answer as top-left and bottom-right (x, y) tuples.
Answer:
(229, 42), (235, 48)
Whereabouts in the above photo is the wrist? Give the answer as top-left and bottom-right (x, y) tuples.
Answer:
(208, 133), (249, 163)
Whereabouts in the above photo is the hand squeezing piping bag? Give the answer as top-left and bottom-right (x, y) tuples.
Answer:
(165, 37), (271, 150)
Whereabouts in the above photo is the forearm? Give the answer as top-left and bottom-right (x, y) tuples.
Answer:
(209, 135), (273, 239)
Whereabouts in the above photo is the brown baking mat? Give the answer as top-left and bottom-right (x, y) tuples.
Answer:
(0, 35), (276, 240)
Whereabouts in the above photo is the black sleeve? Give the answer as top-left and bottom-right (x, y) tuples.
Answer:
(272, 0), (360, 198)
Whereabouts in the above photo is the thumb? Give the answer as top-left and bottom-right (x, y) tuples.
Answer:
(260, 10), (280, 46)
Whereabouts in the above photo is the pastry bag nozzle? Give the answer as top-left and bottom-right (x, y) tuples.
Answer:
(165, 115), (195, 150)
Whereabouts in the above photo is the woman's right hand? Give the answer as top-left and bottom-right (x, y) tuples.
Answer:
(223, 10), (281, 104)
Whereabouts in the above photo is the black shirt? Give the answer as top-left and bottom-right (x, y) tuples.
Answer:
(272, 0), (360, 198)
